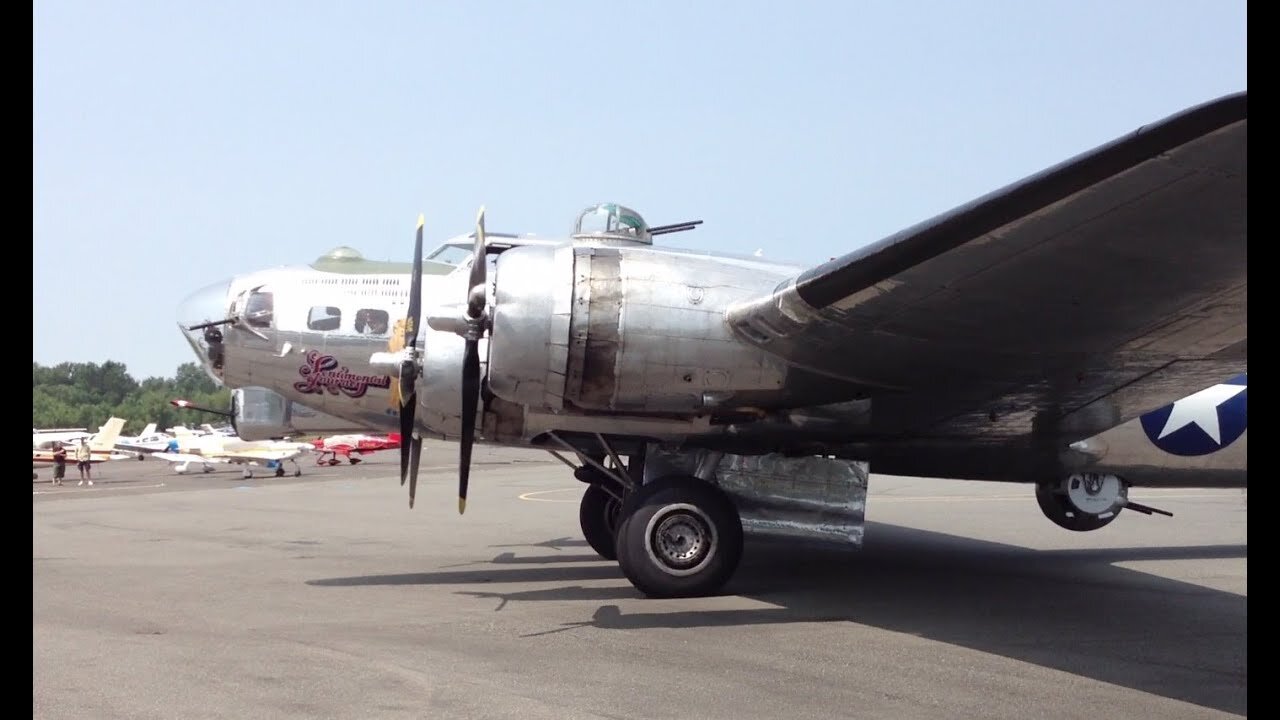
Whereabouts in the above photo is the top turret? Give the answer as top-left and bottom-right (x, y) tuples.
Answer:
(572, 203), (652, 245)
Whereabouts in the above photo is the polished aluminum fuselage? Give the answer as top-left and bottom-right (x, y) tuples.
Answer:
(216, 266), (421, 435)
(180, 235), (1245, 489)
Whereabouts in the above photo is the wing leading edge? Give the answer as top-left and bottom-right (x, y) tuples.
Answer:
(726, 92), (1246, 446)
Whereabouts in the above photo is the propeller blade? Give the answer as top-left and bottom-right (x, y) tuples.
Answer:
(408, 435), (422, 508)
(398, 214), (426, 490)
(467, 206), (487, 321)
(407, 214), (424, 351)
(398, 392), (415, 486)
(458, 338), (480, 514)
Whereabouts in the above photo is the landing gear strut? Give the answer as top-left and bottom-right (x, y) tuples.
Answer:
(273, 458), (303, 478)
(547, 432), (637, 562)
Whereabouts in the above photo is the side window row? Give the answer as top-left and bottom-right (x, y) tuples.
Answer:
(306, 306), (391, 335)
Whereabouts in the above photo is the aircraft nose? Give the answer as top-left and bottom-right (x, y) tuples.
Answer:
(177, 278), (234, 383)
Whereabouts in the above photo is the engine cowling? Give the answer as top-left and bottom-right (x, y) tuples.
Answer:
(485, 243), (790, 416)
(415, 326), (480, 440)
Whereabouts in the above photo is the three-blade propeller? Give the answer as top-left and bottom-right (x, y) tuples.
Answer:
(457, 206), (489, 515)
(398, 208), (490, 514)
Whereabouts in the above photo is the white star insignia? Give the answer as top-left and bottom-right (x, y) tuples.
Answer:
(1158, 382), (1247, 445)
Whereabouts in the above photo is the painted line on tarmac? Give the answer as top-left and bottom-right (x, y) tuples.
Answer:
(34, 482), (167, 495)
(518, 488), (581, 503)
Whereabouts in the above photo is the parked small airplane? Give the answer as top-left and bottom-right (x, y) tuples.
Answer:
(33, 426), (92, 449)
(312, 432), (401, 466)
(152, 424), (313, 478)
(112, 423), (175, 459)
(176, 92), (1246, 598)
(33, 417), (130, 480)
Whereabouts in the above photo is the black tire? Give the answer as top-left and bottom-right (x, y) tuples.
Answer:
(614, 475), (744, 598)
(1035, 483), (1119, 532)
(579, 484), (622, 560)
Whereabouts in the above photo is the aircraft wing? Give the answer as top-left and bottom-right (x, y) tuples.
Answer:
(154, 448), (304, 465)
(216, 448), (308, 462)
(727, 92), (1245, 446)
(154, 451), (226, 464)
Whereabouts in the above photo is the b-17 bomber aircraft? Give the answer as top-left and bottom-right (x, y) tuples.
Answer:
(176, 92), (1246, 598)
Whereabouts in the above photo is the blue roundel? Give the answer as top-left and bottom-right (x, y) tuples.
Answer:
(1140, 374), (1247, 456)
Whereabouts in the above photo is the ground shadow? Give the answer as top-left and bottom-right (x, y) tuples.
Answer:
(310, 521), (1246, 715)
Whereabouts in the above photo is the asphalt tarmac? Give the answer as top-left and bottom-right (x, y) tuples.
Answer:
(34, 442), (1247, 719)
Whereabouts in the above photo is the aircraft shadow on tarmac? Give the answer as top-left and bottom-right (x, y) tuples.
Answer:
(309, 523), (1246, 715)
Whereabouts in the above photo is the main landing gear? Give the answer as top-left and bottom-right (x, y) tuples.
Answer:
(578, 482), (622, 561)
(244, 458), (303, 480)
(316, 452), (363, 466)
(173, 462), (215, 474)
(551, 434), (745, 599)
(1036, 472), (1172, 531)
(613, 475), (743, 599)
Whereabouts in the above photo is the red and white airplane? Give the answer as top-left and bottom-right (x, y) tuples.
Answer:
(311, 433), (401, 466)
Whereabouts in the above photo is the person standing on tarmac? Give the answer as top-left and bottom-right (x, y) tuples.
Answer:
(51, 442), (67, 486)
(75, 437), (93, 486)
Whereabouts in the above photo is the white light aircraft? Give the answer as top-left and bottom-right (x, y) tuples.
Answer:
(33, 417), (131, 480)
(153, 425), (313, 478)
(111, 423), (176, 459)
(33, 427), (92, 449)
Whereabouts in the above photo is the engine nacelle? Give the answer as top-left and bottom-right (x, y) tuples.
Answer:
(416, 328), (484, 441)
(487, 243), (790, 415)
(232, 387), (364, 440)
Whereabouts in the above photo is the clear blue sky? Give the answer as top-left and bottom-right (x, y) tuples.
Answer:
(34, 0), (1247, 380)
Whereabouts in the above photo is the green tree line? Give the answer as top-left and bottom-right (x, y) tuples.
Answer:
(33, 361), (232, 434)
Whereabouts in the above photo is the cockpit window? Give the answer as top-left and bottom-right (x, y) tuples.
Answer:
(307, 306), (342, 331)
(355, 308), (390, 335)
(245, 292), (274, 328)
(426, 244), (473, 265)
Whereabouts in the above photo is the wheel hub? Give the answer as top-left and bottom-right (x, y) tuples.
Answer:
(604, 496), (621, 533)
(1064, 472), (1126, 515)
(644, 503), (717, 576)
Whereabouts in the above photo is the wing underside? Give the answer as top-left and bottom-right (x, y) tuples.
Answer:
(727, 92), (1246, 449)
(155, 450), (300, 465)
